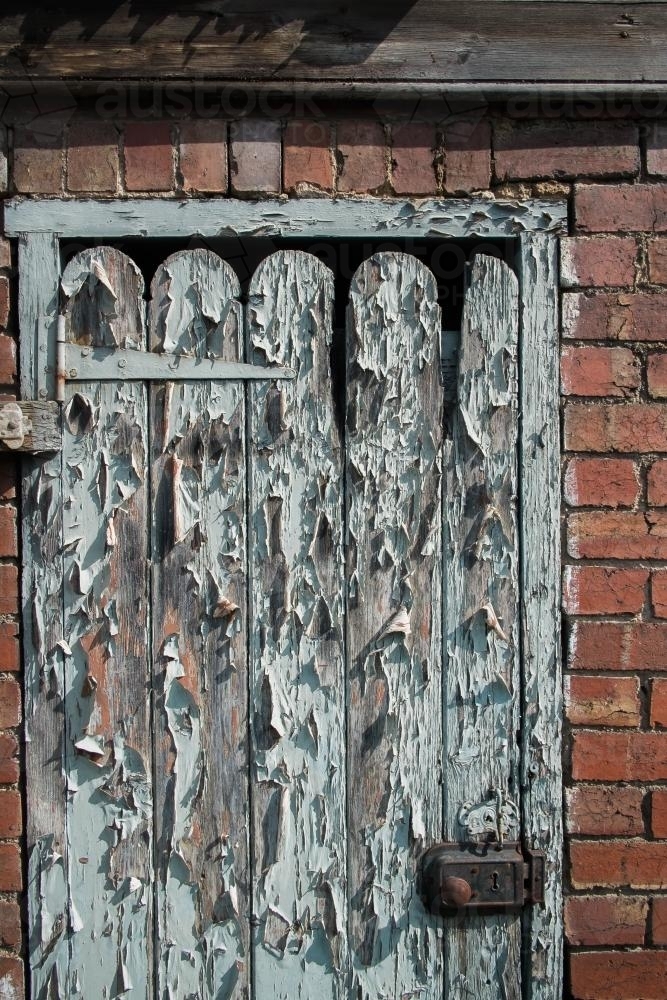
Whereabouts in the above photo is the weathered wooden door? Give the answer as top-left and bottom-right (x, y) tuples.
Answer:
(27, 241), (543, 1000)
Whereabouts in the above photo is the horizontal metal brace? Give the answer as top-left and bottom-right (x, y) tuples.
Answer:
(61, 345), (296, 393)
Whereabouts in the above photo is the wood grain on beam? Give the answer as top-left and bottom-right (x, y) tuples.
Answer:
(0, 2), (665, 85)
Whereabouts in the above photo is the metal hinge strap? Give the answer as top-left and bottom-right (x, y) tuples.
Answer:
(57, 343), (296, 401)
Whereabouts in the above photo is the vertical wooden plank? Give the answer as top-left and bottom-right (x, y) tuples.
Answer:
(346, 253), (444, 1000)
(247, 251), (347, 999)
(518, 233), (563, 1000)
(60, 248), (152, 998)
(443, 254), (522, 1000)
(20, 233), (70, 998)
(149, 250), (249, 999)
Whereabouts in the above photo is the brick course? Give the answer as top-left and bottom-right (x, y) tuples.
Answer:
(179, 120), (228, 194)
(565, 895), (647, 946)
(284, 120), (334, 195)
(0, 276), (10, 329)
(561, 344), (640, 397)
(0, 565), (17, 615)
(13, 128), (63, 193)
(0, 733), (19, 785)
(652, 896), (667, 944)
(337, 121), (387, 194)
(570, 839), (667, 888)
(230, 119), (281, 195)
(0, 844), (21, 892)
(570, 951), (667, 1000)
(494, 121), (639, 182)
(572, 732), (667, 781)
(0, 900), (21, 948)
(124, 122), (174, 192)
(651, 790), (667, 837)
(564, 457), (640, 508)
(565, 785), (644, 836)
(569, 621), (667, 671)
(565, 675), (641, 726)
(443, 119), (491, 193)
(0, 957), (23, 1000)
(651, 678), (667, 726)
(647, 124), (667, 178)
(563, 565), (646, 616)
(391, 123), (437, 195)
(67, 122), (119, 193)
(576, 183), (667, 232)
(0, 623), (18, 674)
(565, 403), (667, 452)
(563, 291), (667, 342)
(560, 236), (638, 288)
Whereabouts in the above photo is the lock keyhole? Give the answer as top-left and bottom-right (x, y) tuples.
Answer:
(490, 871), (500, 893)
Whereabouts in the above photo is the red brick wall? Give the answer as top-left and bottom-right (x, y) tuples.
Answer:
(2, 109), (667, 999)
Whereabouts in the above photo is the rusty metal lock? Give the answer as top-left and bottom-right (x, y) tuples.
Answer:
(420, 841), (545, 915)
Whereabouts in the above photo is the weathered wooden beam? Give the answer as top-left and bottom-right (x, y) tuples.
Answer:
(0, 2), (666, 85)
(4, 197), (567, 239)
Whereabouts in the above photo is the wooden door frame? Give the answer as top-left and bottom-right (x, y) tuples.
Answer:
(7, 195), (564, 1000)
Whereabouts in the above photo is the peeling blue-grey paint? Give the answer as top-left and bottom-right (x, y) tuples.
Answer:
(60, 247), (153, 998)
(22, 229), (563, 1000)
(443, 255), (522, 999)
(5, 197), (567, 240)
(518, 234), (564, 999)
(248, 251), (348, 1000)
(346, 253), (444, 1000)
(150, 250), (249, 1000)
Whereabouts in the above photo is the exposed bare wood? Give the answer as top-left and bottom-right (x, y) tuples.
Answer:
(60, 247), (152, 998)
(518, 233), (563, 1000)
(149, 249), (249, 998)
(0, 2), (665, 84)
(346, 253), (444, 998)
(247, 251), (347, 998)
(443, 254), (522, 998)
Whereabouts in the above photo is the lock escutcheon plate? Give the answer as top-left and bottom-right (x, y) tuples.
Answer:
(420, 841), (545, 915)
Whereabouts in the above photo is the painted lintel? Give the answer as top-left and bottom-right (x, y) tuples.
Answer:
(4, 197), (567, 240)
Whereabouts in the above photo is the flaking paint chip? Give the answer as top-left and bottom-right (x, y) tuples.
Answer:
(213, 597), (240, 619)
(377, 605), (411, 640)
